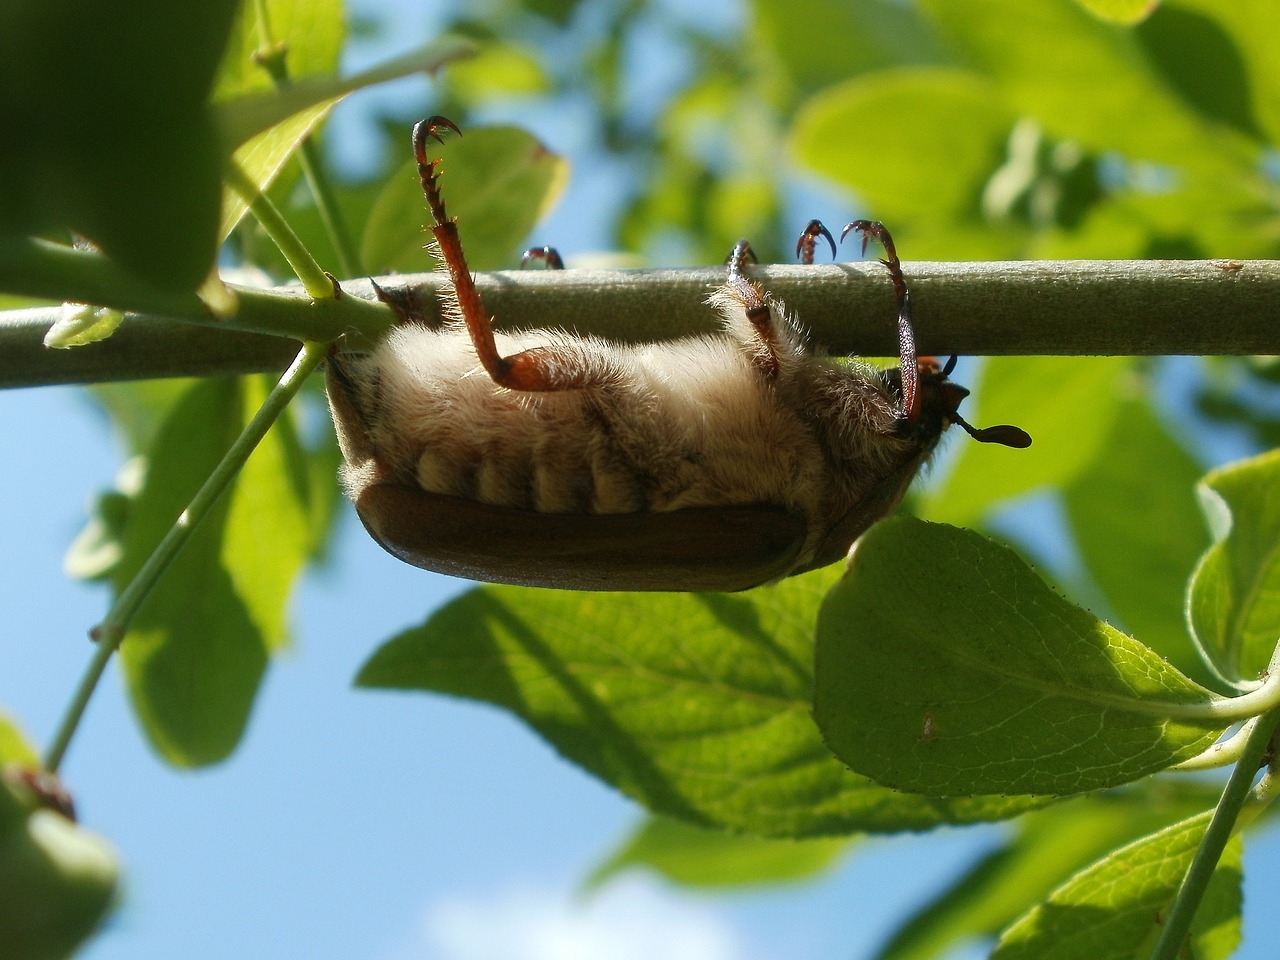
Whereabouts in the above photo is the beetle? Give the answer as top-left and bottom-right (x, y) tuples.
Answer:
(325, 116), (1030, 592)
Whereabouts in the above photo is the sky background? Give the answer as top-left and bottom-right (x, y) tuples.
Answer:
(3, 1), (1280, 958)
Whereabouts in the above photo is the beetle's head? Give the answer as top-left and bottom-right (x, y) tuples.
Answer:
(886, 355), (1032, 449)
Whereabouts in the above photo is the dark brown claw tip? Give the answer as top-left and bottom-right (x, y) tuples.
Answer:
(796, 219), (837, 262)
(413, 115), (461, 146)
(520, 246), (566, 270)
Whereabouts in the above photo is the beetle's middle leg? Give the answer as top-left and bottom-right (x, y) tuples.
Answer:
(413, 116), (609, 392)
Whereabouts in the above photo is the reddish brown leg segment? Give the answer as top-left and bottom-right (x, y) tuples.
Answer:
(841, 219), (919, 423)
(724, 239), (782, 378)
(412, 117), (602, 392)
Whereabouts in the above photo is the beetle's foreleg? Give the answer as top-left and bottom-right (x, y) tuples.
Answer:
(412, 117), (608, 392)
(841, 219), (919, 423)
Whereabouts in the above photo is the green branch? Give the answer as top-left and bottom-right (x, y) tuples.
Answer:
(3, 254), (1279, 389)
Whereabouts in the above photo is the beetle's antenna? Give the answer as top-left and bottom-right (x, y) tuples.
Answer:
(841, 220), (918, 423)
(950, 410), (1033, 448)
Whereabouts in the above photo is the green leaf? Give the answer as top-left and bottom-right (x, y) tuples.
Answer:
(790, 69), (1017, 258)
(0, 780), (119, 960)
(1063, 393), (1212, 687)
(212, 0), (345, 240)
(586, 816), (851, 892)
(361, 124), (569, 273)
(874, 784), (1220, 960)
(115, 377), (311, 766)
(0, 713), (38, 767)
(357, 571), (1046, 838)
(752, 0), (942, 95)
(0, 0), (241, 289)
(925, 357), (1133, 525)
(1161, 0), (1280, 147)
(992, 810), (1242, 960)
(814, 517), (1225, 797)
(214, 36), (476, 149)
(1072, 0), (1159, 24)
(1187, 449), (1280, 682)
(917, 0), (1256, 172)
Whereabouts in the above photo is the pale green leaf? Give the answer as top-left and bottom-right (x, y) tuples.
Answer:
(814, 517), (1225, 797)
(586, 816), (851, 892)
(361, 125), (569, 273)
(1188, 448), (1280, 682)
(993, 811), (1242, 960)
(925, 357), (1132, 525)
(357, 570), (1046, 838)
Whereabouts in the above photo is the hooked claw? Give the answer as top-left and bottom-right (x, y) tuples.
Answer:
(795, 219), (837, 265)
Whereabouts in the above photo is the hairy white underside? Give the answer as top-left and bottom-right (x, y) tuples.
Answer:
(338, 288), (917, 572)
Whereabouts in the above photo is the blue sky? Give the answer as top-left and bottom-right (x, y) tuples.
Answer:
(5, 1), (1280, 957)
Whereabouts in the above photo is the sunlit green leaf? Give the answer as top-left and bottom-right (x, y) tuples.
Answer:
(357, 570), (1046, 838)
(874, 784), (1219, 960)
(1072, 0), (1159, 25)
(115, 377), (311, 766)
(790, 69), (1016, 257)
(586, 815), (851, 892)
(213, 0), (345, 239)
(752, 0), (942, 94)
(215, 36), (476, 149)
(814, 517), (1225, 797)
(1063, 392), (1212, 686)
(361, 125), (569, 273)
(0, 713), (38, 767)
(992, 811), (1241, 960)
(916, 0), (1257, 177)
(1163, 0), (1280, 146)
(925, 357), (1133, 525)
(1187, 448), (1280, 682)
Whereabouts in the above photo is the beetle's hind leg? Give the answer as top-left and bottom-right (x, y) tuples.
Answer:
(413, 116), (609, 392)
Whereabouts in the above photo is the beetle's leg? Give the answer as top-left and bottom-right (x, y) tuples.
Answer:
(795, 219), (837, 266)
(413, 117), (608, 392)
(520, 245), (565, 270)
(721, 239), (783, 378)
(841, 219), (919, 423)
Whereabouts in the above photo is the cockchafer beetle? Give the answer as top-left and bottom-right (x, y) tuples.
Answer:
(325, 116), (1030, 592)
